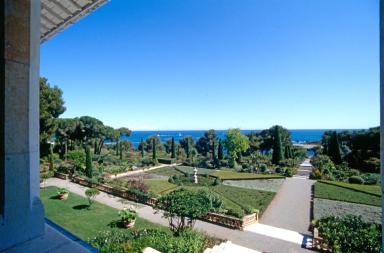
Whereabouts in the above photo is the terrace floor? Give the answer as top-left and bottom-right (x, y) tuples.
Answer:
(1, 223), (93, 253)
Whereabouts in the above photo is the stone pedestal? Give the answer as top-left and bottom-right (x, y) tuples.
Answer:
(0, 0), (45, 251)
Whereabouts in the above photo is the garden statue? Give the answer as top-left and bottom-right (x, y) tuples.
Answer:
(194, 167), (198, 184)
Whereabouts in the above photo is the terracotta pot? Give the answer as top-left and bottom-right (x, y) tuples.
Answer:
(58, 192), (69, 200)
(122, 219), (136, 228)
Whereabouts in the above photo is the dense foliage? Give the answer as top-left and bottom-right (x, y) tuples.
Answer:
(315, 215), (381, 253)
(89, 228), (215, 253)
(40, 78), (66, 156)
(155, 188), (222, 234)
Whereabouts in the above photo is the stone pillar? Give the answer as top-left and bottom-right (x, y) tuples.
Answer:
(381, 0), (384, 248)
(0, 0), (45, 250)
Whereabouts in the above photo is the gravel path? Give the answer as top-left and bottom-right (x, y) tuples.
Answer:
(260, 178), (315, 235)
(44, 178), (312, 252)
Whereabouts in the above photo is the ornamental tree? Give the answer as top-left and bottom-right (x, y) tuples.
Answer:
(272, 126), (284, 165)
(223, 128), (249, 165)
(155, 189), (220, 234)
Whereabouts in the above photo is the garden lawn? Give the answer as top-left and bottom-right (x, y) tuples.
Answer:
(213, 185), (275, 214)
(147, 166), (184, 177)
(318, 180), (381, 196)
(144, 179), (178, 194)
(314, 181), (381, 207)
(211, 171), (284, 180)
(223, 179), (284, 193)
(41, 186), (170, 240)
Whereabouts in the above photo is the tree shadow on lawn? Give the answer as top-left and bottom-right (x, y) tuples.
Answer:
(72, 204), (90, 210)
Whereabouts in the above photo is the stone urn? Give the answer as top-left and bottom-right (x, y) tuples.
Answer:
(122, 219), (136, 228)
(58, 192), (69, 200)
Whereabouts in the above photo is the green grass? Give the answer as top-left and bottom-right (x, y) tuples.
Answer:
(211, 170), (284, 180)
(314, 181), (381, 207)
(213, 184), (275, 214)
(318, 180), (381, 196)
(147, 166), (184, 177)
(144, 179), (178, 194)
(41, 186), (170, 240)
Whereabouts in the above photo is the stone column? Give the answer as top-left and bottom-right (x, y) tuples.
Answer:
(0, 0), (45, 250)
(381, 0), (384, 248)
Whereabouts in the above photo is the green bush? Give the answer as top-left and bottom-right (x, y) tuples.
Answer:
(67, 150), (85, 170)
(89, 228), (211, 253)
(309, 169), (322, 180)
(362, 174), (379, 185)
(85, 188), (100, 208)
(348, 176), (364, 184)
(158, 158), (175, 164)
(284, 168), (294, 177)
(213, 177), (221, 186)
(315, 215), (381, 253)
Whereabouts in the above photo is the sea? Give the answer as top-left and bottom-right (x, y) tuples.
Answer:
(119, 129), (348, 149)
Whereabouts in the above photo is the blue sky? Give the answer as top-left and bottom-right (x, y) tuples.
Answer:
(41, 0), (379, 130)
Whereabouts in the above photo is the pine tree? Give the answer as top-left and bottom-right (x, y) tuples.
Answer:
(218, 139), (224, 160)
(171, 137), (176, 158)
(85, 146), (93, 178)
(152, 138), (157, 163)
(116, 141), (119, 156)
(140, 137), (145, 158)
(272, 126), (284, 165)
(328, 131), (342, 164)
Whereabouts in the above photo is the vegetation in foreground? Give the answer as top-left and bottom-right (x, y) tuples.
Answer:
(315, 215), (381, 253)
(41, 186), (219, 253)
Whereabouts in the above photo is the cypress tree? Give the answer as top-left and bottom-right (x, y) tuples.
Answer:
(48, 144), (54, 171)
(272, 126), (284, 165)
(119, 142), (123, 160)
(152, 138), (157, 163)
(218, 139), (224, 160)
(284, 145), (292, 159)
(140, 137), (145, 158)
(186, 138), (190, 159)
(94, 140), (97, 155)
(212, 140), (217, 160)
(116, 141), (119, 156)
(171, 137), (176, 158)
(85, 146), (93, 178)
(328, 131), (342, 164)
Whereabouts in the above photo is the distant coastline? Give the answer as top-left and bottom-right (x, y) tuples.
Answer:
(119, 129), (361, 148)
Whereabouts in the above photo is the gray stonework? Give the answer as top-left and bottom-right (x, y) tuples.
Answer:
(0, 0), (45, 250)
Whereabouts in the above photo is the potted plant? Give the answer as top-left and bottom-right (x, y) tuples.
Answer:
(118, 208), (137, 228)
(57, 188), (69, 200)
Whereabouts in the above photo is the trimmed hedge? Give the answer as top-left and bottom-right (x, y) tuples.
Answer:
(158, 158), (175, 164)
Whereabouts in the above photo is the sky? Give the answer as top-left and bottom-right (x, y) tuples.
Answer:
(40, 0), (379, 130)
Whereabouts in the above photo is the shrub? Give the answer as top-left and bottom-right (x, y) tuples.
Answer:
(309, 169), (322, 180)
(85, 188), (100, 208)
(348, 176), (364, 184)
(118, 208), (137, 222)
(315, 215), (381, 253)
(213, 177), (221, 186)
(284, 168), (294, 177)
(259, 164), (268, 173)
(141, 158), (153, 166)
(155, 189), (212, 234)
(362, 174), (379, 185)
(225, 208), (245, 218)
(57, 188), (69, 195)
(127, 178), (149, 193)
(67, 150), (85, 170)
(89, 228), (210, 253)
(158, 158), (175, 164)
(128, 188), (150, 203)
